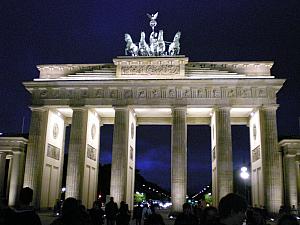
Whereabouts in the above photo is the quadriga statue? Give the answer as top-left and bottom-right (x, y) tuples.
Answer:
(138, 32), (150, 56)
(168, 31), (181, 56)
(124, 33), (138, 56)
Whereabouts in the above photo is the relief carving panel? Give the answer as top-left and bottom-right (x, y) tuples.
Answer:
(121, 65), (180, 76)
(252, 146), (261, 162)
(47, 144), (60, 160)
(87, 145), (96, 161)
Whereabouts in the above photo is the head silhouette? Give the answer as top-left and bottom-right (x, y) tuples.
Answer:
(19, 187), (33, 205)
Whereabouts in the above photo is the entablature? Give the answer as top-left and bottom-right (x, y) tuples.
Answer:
(24, 78), (284, 107)
(35, 58), (275, 80)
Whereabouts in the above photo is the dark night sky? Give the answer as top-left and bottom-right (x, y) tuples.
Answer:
(1, 0), (299, 194)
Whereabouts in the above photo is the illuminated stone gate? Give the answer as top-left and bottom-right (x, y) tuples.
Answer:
(20, 56), (285, 213)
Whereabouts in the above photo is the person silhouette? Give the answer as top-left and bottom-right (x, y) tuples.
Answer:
(217, 193), (247, 225)
(13, 187), (42, 225)
(105, 197), (118, 225)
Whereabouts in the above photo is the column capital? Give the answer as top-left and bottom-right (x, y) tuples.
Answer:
(171, 106), (187, 115)
(0, 152), (7, 156)
(70, 106), (88, 111)
(6, 153), (13, 159)
(11, 150), (23, 155)
(29, 106), (48, 112)
(283, 147), (298, 157)
(113, 105), (130, 110)
(212, 105), (232, 111)
(260, 104), (279, 111)
(113, 106), (136, 116)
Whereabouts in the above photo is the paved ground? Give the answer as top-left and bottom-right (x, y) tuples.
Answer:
(39, 208), (175, 225)
(39, 208), (276, 225)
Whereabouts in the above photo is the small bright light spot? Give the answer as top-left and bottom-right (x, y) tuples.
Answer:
(206, 204), (210, 206)
(296, 216), (300, 220)
(169, 216), (174, 219)
(208, 193), (212, 196)
(270, 218), (275, 221)
(142, 184), (145, 186)
(241, 167), (247, 172)
(56, 213), (59, 216)
(0, 133), (3, 135)
(149, 187), (151, 190)
(61, 187), (66, 192)
(207, 185), (209, 188)
(240, 167), (250, 179)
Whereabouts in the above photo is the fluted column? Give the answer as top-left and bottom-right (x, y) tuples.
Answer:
(171, 107), (187, 213)
(6, 155), (13, 200)
(211, 106), (233, 206)
(110, 106), (136, 209)
(259, 106), (283, 213)
(296, 160), (300, 207)
(66, 108), (88, 199)
(283, 152), (297, 208)
(110, 107), (130, 205)
(0, 152), (7, 198)
(23, 108), (48, 207)
(8, 151), (25, 206)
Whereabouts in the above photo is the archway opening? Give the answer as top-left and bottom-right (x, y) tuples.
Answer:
(135, 125), (171, 202)
(232, 125), (251, 204)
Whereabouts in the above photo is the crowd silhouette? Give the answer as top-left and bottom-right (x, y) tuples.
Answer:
(0, 188), (299, 225)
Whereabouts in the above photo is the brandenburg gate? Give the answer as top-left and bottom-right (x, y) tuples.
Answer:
(8, 13), (285, 213)
(20, 55), (285, 213)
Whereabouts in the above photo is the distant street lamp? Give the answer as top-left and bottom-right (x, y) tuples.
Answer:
(240, 166), (250, 202)
(240, 167), (249, 179)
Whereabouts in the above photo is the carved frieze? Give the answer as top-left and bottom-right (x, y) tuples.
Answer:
(34, 86), (272, 101)
(47, 144), (60, 160)
(130, 146), (133, 160)
(252, 146), (261, 162)
(182, 89), (191, 98)
(137, 89), (147, 98)
(121, 65), (180, 76)
(124, 89), (133, 98)
(87, 145), (96, 161)
(212, 146), (216, 161)
(95, 89), (104, 98)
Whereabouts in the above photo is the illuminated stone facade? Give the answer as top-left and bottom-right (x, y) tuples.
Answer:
(18, 56), (287, 212)
(0, 137), (27, 206)
(280, 139), (300, 210)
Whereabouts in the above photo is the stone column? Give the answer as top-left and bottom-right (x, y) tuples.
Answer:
(211, 106), (233, 206)
(23, 108), (48, 207)
(296, 160), (300, 208)
(110, 107), (136, 207)
(8, 151), (25, 206)
(66, 108), (88, 199)
(0, 152), (7, 198)
(6, 155), (13, 200)
(171, 107), (187, 213)
(259, 106), (283, 213)
(283, 151), (297, 208)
